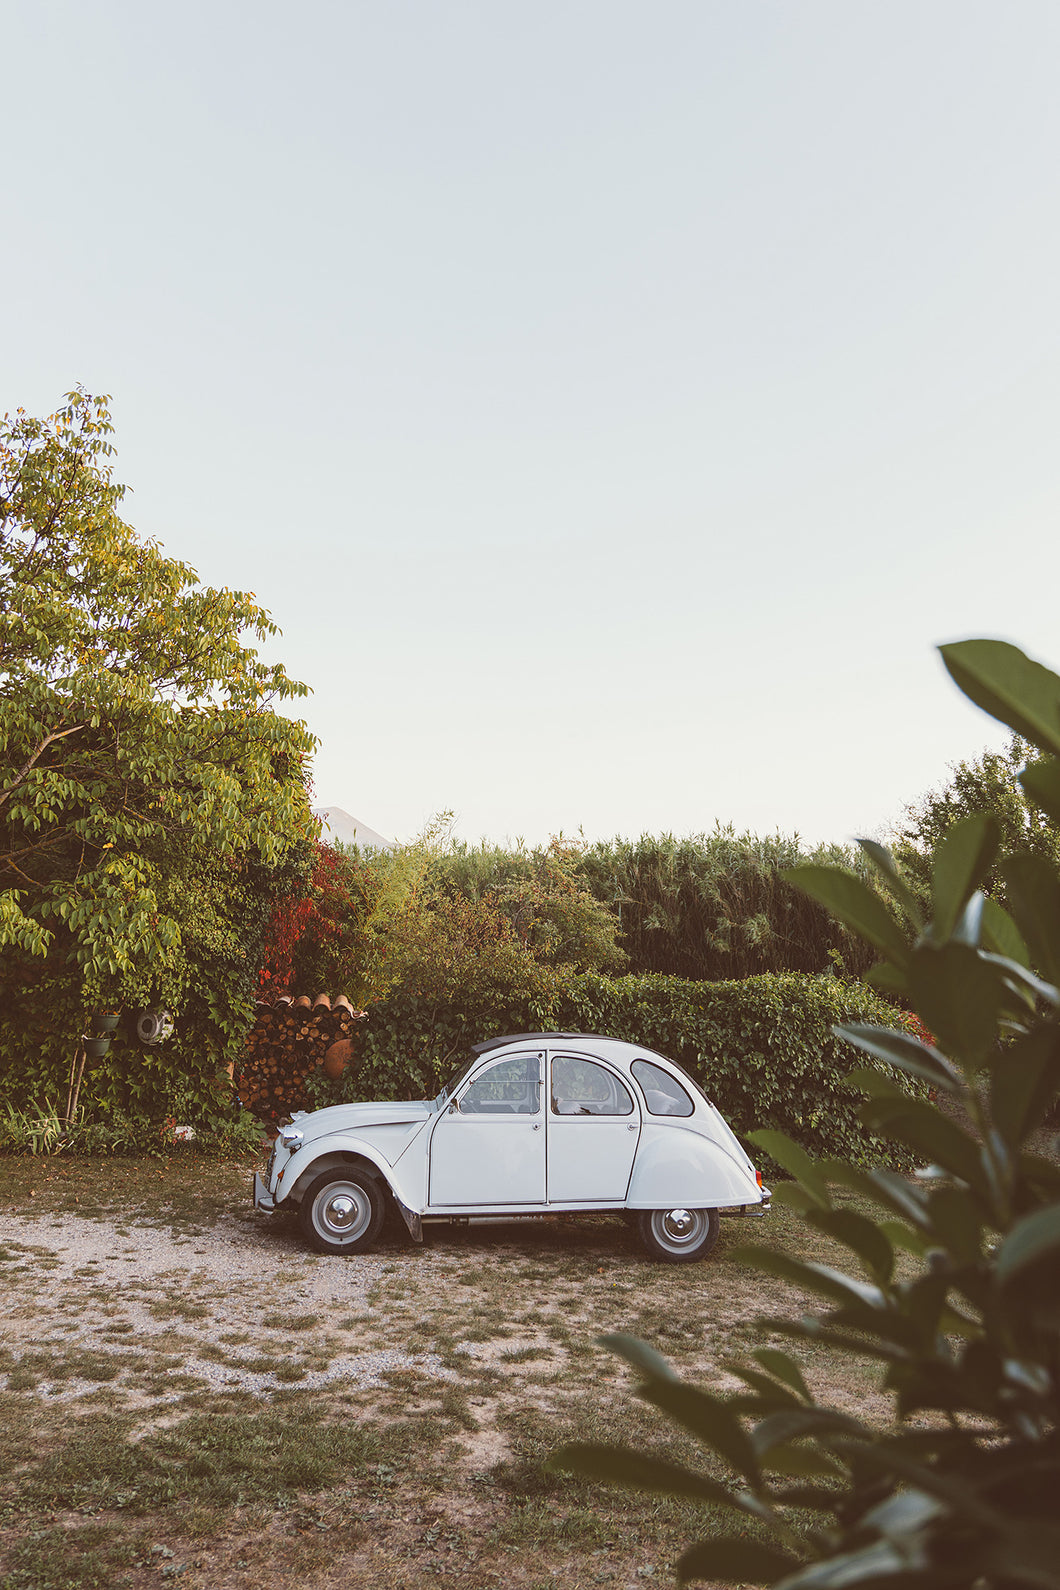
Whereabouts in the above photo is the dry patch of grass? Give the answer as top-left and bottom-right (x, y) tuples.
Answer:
(0, 1156), (895, 1588)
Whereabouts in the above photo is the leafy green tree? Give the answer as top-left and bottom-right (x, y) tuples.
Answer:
(893, 736), (1060, 922)
(0, 389), (316, 1114)
(435, 835), (626, 974)
(552, 639), (1060, 1590)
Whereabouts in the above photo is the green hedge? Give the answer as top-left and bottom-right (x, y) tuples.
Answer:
(334, 971), (917, 1170)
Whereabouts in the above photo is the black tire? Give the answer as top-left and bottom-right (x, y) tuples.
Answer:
(298, 1171), (386, 1255)
(637, 1206), (719, 1263)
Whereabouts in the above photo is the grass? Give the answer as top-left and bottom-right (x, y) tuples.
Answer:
(0, 1155), (898, 1588)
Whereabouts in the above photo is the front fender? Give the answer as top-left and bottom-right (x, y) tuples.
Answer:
(273, 1134), (424, 1212)
(627, 1125), (761, 1209)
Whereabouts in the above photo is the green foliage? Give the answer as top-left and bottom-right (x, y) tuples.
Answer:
(0, 1100), (262, 1157)
(0, 390), (316, 1119)
(551, 638), (1060, 1590)
(893, 735), (1060, 922)
(343, 968), (914, 1170)
(434, 835), (626, 974)
(575, 829), (880, 981)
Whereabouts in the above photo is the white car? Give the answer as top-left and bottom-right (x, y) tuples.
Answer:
(253, 1032), (770, 1262)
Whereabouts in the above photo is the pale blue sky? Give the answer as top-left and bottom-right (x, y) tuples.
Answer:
(6, 1), (1059, 845)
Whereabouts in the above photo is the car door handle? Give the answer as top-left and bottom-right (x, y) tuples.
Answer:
(627, 1123), (637, 1131)
(532, 1123), (541, 1131)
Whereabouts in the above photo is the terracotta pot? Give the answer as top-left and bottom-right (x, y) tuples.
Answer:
(322, 1038), (353, 1080)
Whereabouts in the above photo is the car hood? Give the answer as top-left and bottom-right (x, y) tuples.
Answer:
(293, 1100), (433, 1139)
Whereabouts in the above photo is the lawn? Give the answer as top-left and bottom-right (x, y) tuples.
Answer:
(0, 1154), (886, 1590)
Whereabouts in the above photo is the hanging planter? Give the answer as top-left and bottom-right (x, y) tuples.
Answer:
(82, 1035), (112, 1060)
(90, 1012), (120, 1034)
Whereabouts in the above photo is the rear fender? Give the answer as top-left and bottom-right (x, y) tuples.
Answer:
(626, 1125), (761, 1208)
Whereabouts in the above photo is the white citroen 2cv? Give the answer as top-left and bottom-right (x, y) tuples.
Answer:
(253, 1032), (770, 1262)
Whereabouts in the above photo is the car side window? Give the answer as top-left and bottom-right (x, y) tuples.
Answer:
(458, 1055), (541, 1115)
(550, 1056), (633, 1116)
(631, 1058), (694, 1117)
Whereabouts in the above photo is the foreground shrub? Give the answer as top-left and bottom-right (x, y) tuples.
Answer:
(551, 638), (1060, 1590)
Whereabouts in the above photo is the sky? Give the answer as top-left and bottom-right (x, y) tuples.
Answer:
(5, 1), (1060, 849)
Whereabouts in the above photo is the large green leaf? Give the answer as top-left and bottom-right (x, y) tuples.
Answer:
(735, 1248), (887, 1311)
(1000, 853), (1060, 987)
(837, 1022), (962, 1091)
(856, 1096), (985, 1192)
(678, 1537), (801, 1585)
(752, 1348), (812, 1403)
(991, 1027), (1060, 1149)
(855, 838), (923, 928)
(638, 1378), (761, 1482)
(773, 1538), (922, 1588)
(783, 867), (910, 964)
(940, 640), (1060, 755)
(907, 941), (1004, 1066)
(747, 1130), (831, 1207)
(930, 815), (1000, 941)
(547, 1442), (737, 1507)
(804, 1207), (895, 1286)
(1018, 754), (1060, 823)
(995, 1205), (1060, 1287)
(980, 896), (1031, 968)
(597, 1333), (677, 1382)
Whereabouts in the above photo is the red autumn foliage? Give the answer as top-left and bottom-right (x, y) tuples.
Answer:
(258, 843), (355, 995)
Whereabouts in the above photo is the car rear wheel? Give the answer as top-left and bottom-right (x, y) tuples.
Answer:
(637, 1206), (719, 1263)
(299, 1171), (386, 1254)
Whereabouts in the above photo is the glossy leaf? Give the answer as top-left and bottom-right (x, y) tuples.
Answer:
(747, 1129), (831, 1207)
(995, 1205), (1060, 1287)
(991, 1026), (1060, 1148)
(677, 1537), (801, 1585)
(1000, 853), (1060, 986)
(805, 1207), (895, 1285)
(752, 1348), (812, 1403)
(735, 1248), (887, 1311)
(940, 639), (1060, 755)
(855, 838), (923, 928)
(836, 1022), (962, 1091)
(930, 814), (1000, 941)
(783, 866), (910, 964)
(1018, 754), (1060, 823)
(980, 896), (1030, 968)
(547, 1442), (737, 1508)
(907, 941), (1004, 1066)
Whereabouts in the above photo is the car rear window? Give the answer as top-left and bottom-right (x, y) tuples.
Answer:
(632, 1059), (694, 1117)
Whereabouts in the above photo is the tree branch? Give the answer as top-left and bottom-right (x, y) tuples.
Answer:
(0, 721), (86, 811)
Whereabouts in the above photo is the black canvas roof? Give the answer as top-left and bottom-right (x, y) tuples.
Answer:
(470, 1032), (617, 1056)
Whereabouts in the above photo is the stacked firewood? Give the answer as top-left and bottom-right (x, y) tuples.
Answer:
(235, 993), (365, 1122)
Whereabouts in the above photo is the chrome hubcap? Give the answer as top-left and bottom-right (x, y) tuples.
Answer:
(316, 1184), (369, 1240)
(327, 1195), (358, 1230)
(662, 1208), (696, 1241)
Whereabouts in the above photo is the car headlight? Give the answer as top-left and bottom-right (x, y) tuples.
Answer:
(279, 1126), (304, 1151)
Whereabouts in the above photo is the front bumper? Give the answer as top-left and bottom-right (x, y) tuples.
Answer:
(253, 1172), (275, 1212)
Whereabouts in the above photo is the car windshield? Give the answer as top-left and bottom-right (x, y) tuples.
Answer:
(434, 1056), (476, 1109)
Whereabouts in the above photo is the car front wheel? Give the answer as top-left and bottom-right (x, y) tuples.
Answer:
(637, 1206), (719, 1263)
(299, 1171), (386, 1254)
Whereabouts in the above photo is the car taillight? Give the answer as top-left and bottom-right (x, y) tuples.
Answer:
(755, 1169), (763, 1189)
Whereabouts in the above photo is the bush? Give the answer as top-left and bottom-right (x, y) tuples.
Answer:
(551, 638), (1060, 1590)
(341, 969), (915, 1171)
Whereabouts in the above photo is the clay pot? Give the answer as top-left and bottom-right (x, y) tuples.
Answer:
(322, 1038), (353, 1080)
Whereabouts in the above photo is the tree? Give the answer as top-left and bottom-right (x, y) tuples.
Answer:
(0, 389), (317, 1114)
(552, 639), (1060, 1589)
(894, 736), (1060, 921)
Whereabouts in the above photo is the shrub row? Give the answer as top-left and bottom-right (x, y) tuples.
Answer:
(338, 971), (917, 1170)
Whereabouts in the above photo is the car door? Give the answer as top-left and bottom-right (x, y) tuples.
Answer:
(546, 1052), (641, 1202)
(427, 1050), (546, 1207)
